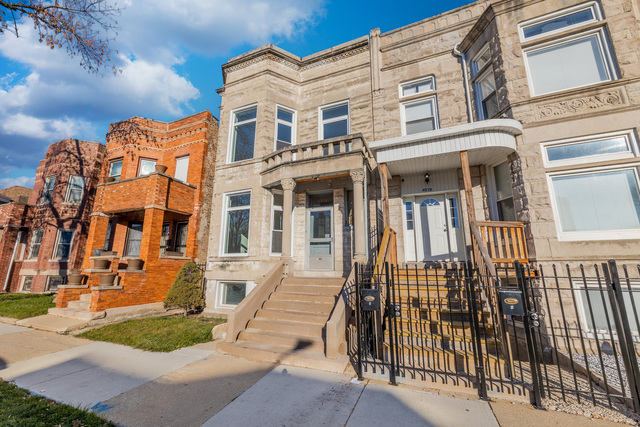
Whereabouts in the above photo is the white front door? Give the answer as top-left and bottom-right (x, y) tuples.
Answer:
(403, 193), (464, 262)
(306, 207), (334, 270)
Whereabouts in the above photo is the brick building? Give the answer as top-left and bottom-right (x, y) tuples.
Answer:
(5, 139), (106, 293)
(210, 0), (640, 367)
(55, 111), (218, 312)
(0, 187), (33, 292)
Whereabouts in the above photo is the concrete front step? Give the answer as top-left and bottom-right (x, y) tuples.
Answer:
(15, 314), (89, 333)
(48, 307), (106, 322)
(248, 318), (324, 337)
(67, 300), (90, 310)
(262, 299), (334, 314)
(276, 284), (342, 295)
(216, 340), (348, 373)
(238, 328), (325, 352)
(78, 293), (92, 302)
(283, 277), (345, 287)
(255, 308), (328, 324)
(269, 292), (337, 304)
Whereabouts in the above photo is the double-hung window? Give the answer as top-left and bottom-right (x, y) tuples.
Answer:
(65, 175), (85, 204)
(174, 222), (189, 255)
(41, 176), (55, 204)
(222, 192), (251, 255)
(492, 161), (516, 221)
(543, 131), (640, 241)
(29, 229), (43, 259)
(319, 101), (349, 140)
(271, 193), (283, 254)
(275, 106), (296, 151)
(399, 77), (438, 135)
(471, 45), (498, 120)
(519, 2), (616, 96)
(53, 229), (74, 259)
(230, 106), (257, 163)
(109, 159), (123, 181)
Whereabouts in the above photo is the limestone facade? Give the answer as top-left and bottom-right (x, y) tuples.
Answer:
(205, 0), (640, 313)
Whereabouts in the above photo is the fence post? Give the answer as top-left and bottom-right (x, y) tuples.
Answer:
(515, 260), (544, 408)
(386, 262), (397, 385)
(465, 261), (488, 400)
(355, 263), (364, 381)
(603, 260), (640, 412)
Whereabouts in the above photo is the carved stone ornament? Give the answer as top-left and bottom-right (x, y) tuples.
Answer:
(281, 178), (296, 191)
(350, 169), (366, 183)
(536, 90), (624, 119)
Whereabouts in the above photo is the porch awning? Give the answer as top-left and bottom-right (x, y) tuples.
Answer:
(369, 119), (522, 175)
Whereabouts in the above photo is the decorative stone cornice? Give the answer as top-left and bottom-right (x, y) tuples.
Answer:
(350, 169), (365, 183)
(535, 90), (625, 119)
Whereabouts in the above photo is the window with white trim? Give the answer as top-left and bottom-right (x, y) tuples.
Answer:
(492, 162), (516, 221)
(399, 76), (435, 98)
(471, 45), (498, 120)
(138, 158), (156, 176)
(46, 275), (65, 291)
(219, 281), (247, 307)
(53, 229), (74, 259)
(544, 131), (640, 241)
(40, 176), (55, 204)
(109, 159), (123, 181)
(399, 77), (438, 135)
(319, 101), (349, 140)
(29, 229), (43, 259)
(21, 276), (33, 292)
(65, 175), (85, 204)
(271, 192), (283, 254)
(175, 155), (189, 182)
(519, 2), (616, 96)
(275, 106), (296, 151)
(222, 191), (251, 255)
(229, 106), (257, 163)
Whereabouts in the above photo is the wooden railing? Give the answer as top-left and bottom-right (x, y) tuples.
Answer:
(374, 226), (397, 277)
(477, 221), (528, 267)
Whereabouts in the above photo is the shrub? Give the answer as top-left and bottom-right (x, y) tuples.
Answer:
(164, 262), (204, 314)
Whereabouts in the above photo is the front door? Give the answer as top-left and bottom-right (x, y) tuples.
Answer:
(307, 207), (334, 270)
(403, 193), (464, 262)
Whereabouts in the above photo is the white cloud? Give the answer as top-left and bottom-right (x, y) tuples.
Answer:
(0, 176), (35, 189)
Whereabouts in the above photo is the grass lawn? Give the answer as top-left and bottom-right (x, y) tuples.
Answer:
(79, 316), (225, 352)
(0, 380), (114, 426)
(0, 293), (56, 319)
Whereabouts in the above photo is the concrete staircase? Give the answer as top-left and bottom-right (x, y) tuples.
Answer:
(48, 293), (106, 321)
(217, 277), (349, 372)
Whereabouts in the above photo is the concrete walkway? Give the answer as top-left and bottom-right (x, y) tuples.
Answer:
(0, 323), (623, 426)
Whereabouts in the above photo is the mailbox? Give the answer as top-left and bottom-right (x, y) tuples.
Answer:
(361, 288), (380, 312)
(499, 290), (525, 316)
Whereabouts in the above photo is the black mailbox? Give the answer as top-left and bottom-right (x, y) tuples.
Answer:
(361, 289), (380, 312)
(499, 290), (525, 316)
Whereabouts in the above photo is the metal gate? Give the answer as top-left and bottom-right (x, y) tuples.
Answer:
(354, 260), (640, 415)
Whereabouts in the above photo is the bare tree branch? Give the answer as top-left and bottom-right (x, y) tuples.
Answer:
(0, 0), (120, 74)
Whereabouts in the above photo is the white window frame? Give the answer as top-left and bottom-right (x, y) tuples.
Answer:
(64, 175), (85, 204)
(470, 44), (491, 77)
(574, 280), (640, 342)
(518, 1), (602, 42)
(175, 155), (189, 182)
(398, 76), (436, 99)
(21, 275), (34, 292)
(400, 96), (439, 136)
(541, 130), (638, 168)
(216, 280), (253, 309)
(52, 229), (74, 260)
(227, 104), (258, 164)
(547, 164), (640, 241)
(40, 175), (55, 204)
(220, 190), (252, 257)
(270, 191), (283, 255)
(46, 275), (65, 291)
(109, 159), (123, 181)
(274, 105), (296, 151)
(138, 158), (157, 177)
(318, 100), (350, 140)
(29, 229), (44, 259)
(473, 68), (498, 121)
(487, 160), (515, 222)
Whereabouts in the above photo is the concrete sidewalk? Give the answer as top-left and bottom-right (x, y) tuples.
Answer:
(0, 323), (624, 426)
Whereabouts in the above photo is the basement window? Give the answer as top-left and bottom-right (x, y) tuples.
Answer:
(219, 282), (247, 307)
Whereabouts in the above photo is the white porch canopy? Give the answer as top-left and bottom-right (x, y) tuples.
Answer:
(369, 119), (523, 175)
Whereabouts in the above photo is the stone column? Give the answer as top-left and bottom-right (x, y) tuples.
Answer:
(350, 169), (366, 261)
(281, 178), (296, 258)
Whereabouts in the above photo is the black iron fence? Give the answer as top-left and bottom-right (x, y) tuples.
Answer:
(353, 260), (640, 416)
(196, 262), (207, 299)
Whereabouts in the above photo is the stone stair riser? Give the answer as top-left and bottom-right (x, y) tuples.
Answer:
(238, 330), (325, 352)
(248, 318), (324, 337)
(262, 300), (334, 313)
(255, 309), (328, 324)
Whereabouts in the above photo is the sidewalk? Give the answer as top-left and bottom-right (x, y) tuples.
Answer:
(0, 323), (624, 426)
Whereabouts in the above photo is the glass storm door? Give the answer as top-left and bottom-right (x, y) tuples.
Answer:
(307, 207), (334, 270)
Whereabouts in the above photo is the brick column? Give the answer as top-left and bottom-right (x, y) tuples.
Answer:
(350, 169), (366, 261)
(139, 208), (165, 261)
(82, 214), (110, 270)
(281, 178), (296, 259)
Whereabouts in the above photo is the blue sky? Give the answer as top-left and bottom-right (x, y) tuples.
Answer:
(0, 0), (474, 189)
